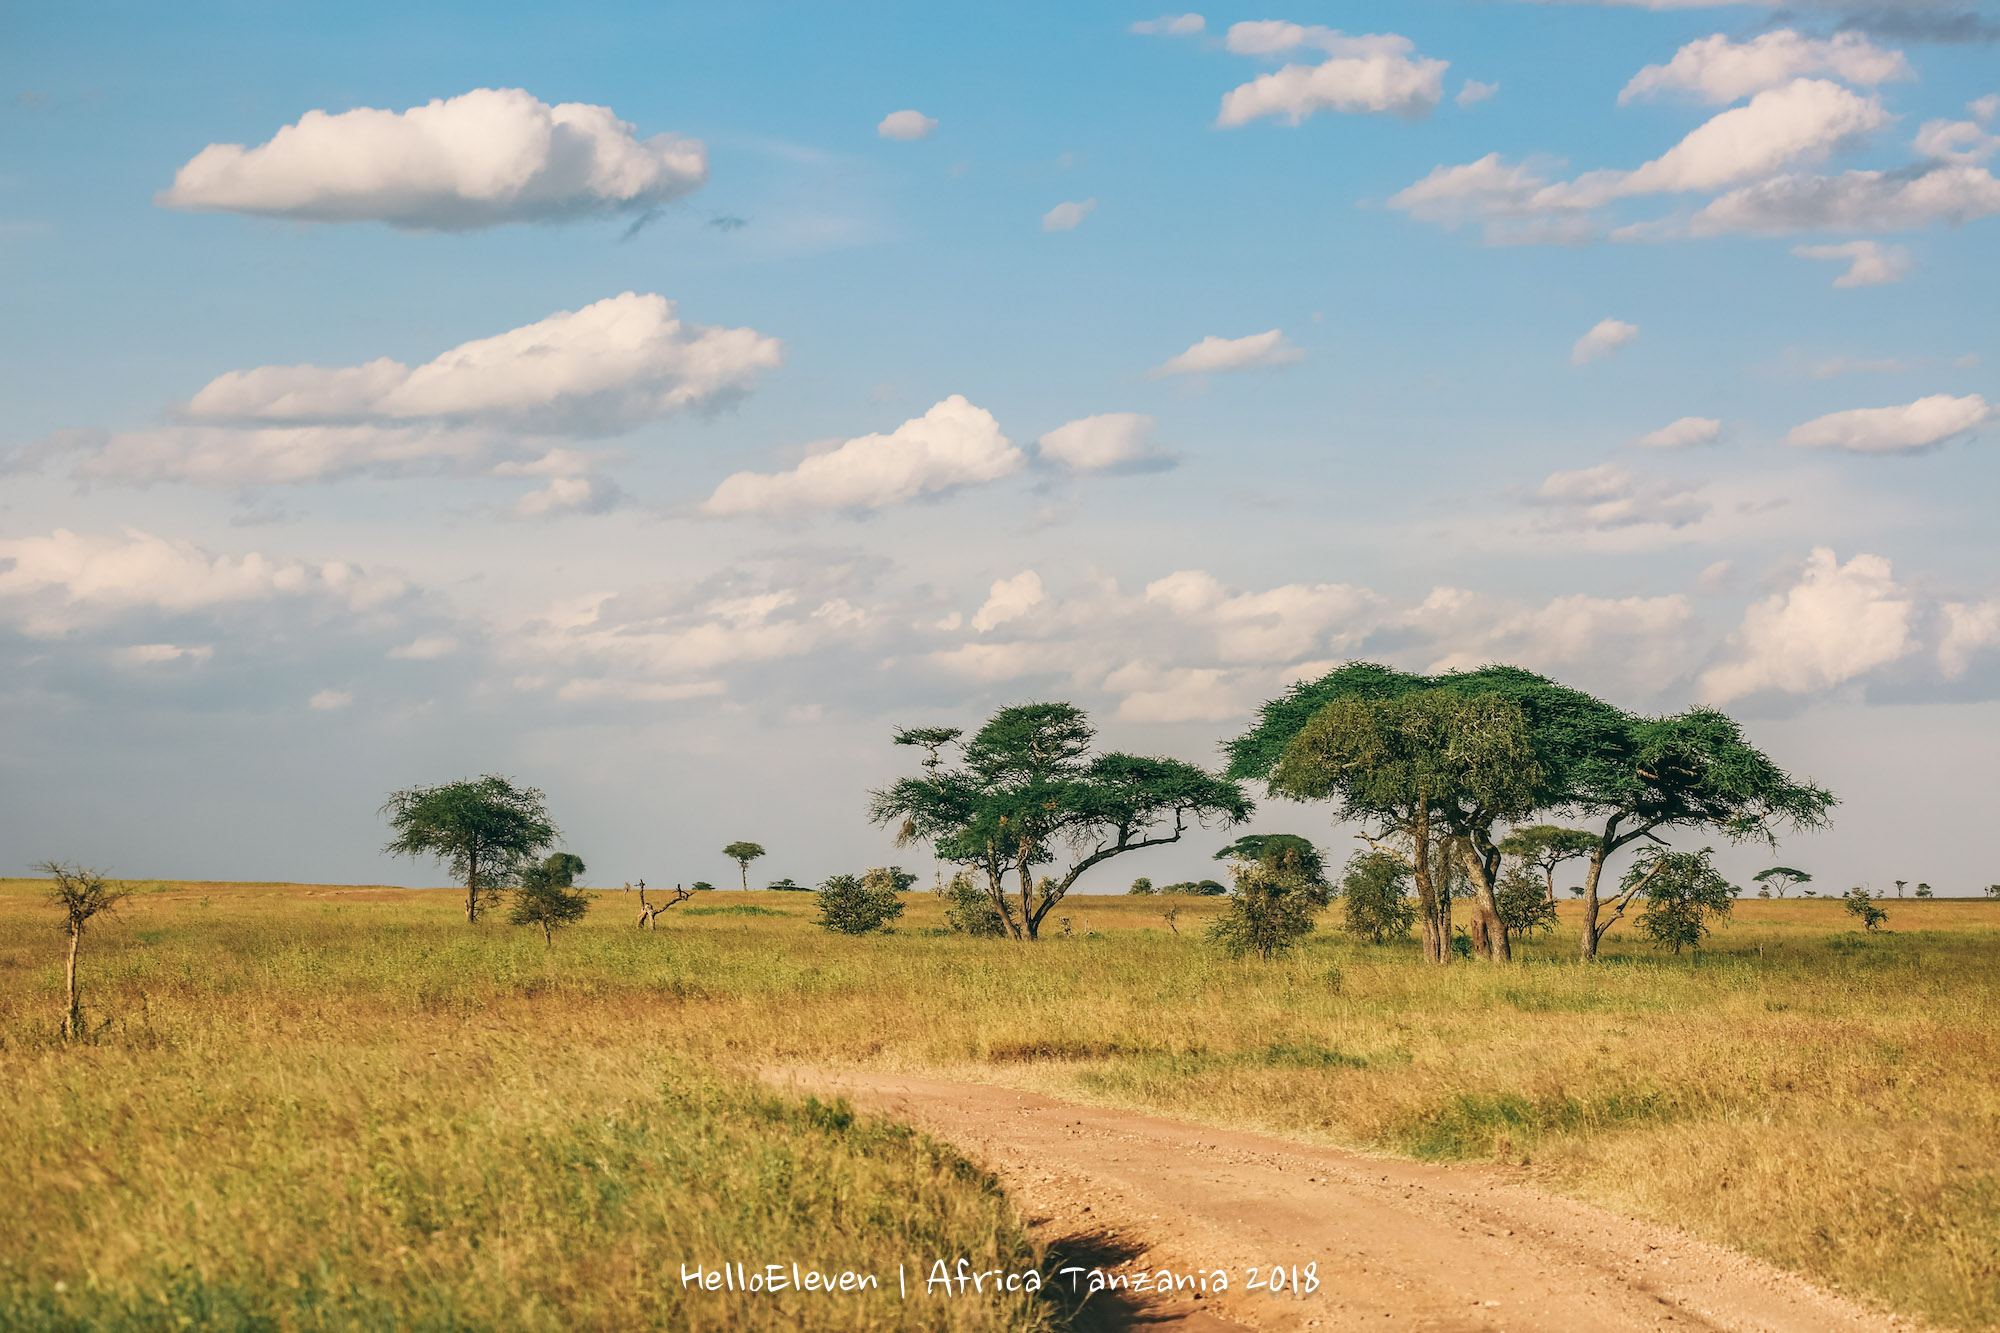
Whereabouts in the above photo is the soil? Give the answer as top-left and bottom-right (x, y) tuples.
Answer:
(766, 1067), (1918, 1333)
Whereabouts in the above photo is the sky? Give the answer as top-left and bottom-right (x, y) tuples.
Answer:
(3, 0), (1997, 896)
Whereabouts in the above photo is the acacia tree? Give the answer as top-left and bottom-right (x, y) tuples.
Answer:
(1213, 833), (1328, 896)
(510, 852), (592, 944)
(382, 775), (559, 924)
(870, 703), (1251, 940)
(722, 841), (766, 891)
(1753, 866), (1811, 899)
(1498, 825), (1598, 906)
(1263, 687), (1544, 963)
(39, 861), (130, 1042)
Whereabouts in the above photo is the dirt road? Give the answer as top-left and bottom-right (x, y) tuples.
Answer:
(767, 1068), (1915, 1333)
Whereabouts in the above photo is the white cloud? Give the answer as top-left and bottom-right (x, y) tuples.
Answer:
(1407, 586), (1696, 690)
(0, 528), (406, 636)
(1035, 413), (1173, 473)
(1691, 164), (2000, 235)
(1619, 31), (1911, 106)
(1042, 198), (1097, 232)
(1638, 416), (1723, 449)
(972, 572), (1046, 632)
(1217, 25), (1448, 124)
(1129, 13), (1204, 35)
(1152, 329), (1304, 377)
(124, 643), (213, 665)
(701, 396), (1023, 516)
(1939, 601), (2000, 679)
(1786, 394), (1991, 454)
(1529, 463), (1708, 530)
(388, 633), (458, 661)
(877, 110), (938, 141)
(157, 88), (706, 231)
(1457, 80), (1499, 108)
(1914, 116), (2000, 165)
(1792, 239), (1913, 287)
(182, 292), (779, 436)
(1699, 548), (1915, 702)
(512, 473), (625, 519)
(1973, 95), (2000, 124)
(1572, 318), (1640, 365)
(65, 293), (780, 489)
(307, 689), (354, 711)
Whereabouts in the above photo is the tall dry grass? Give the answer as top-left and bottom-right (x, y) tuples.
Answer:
(2, 880), (1995, 1329)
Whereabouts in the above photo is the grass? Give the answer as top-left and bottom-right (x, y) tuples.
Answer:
(3, 879), (1997, 1330)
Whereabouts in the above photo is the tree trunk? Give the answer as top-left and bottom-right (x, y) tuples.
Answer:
(541, 920), (552, 945)
(1458, 837), (1512, 963)
(1579, 818), (1618, 962)
(1019, 857), (1039, 941)
(739, 863), (748, 891)
(465, 848), (480, 924)
(1411, 804), (1449, 965)
(62, 925), (81, 1042)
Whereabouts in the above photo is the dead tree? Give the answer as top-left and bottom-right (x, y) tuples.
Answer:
(635, 879), (693, 929)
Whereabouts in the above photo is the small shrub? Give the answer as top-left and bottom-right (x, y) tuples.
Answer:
(1632, 847), (1736, 954)
(766, 877), (807, 891)
(1128, 877), (1155, 895)
(690, 880), (716, 892)
(1844, 885), (1888, 932)
(1162, 879), (1228, 897)
(1495, 868), (1558, 940)
(861, 865), (918, 895)
(1207, 863), (1320, 961)
(509, 853), (592, 945)
(1915, 883), (1933, 899)
(814, 874), (905, 935)
(1338, 852), (1416, 944)
(944, 873), (1011, 938)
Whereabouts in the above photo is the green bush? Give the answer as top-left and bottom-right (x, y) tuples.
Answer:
(814, 874), (906, 935)
(1495, 868), (1558, 940)
(943, 874), (1011, 937)
(1632, 848), (1736, 954)
(1128, 877), (1155, 895)
(1844, 885), (1889, 932)
(1207, 863), (1320, 960)
(1337, 852), (1416, 944)
(766, 877), (807, 891)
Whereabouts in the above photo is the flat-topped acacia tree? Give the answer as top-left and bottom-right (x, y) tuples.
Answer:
(381, 775), (560, 924)
(870, 702), (1252, 940)
(1229, 662), (1835, 963)
(721, 841), (765, 891)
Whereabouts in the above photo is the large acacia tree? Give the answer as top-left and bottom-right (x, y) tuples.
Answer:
(1229, 662), (1834, 962)
(381, 775), (560, 924)
(870, 703), (1252, 940)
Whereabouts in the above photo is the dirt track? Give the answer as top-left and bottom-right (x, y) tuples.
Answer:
(768, 1068), (1917, 1333)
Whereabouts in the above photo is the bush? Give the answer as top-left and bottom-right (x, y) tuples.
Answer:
(1844, 885), (1889, 932)
(1162, 879), (1228, 897)
(814, 874), (905, 935)
(943, 873), (1011, 937)
(1207, 863), (1321, 961)
(1631, 848), (1736, 954)
(766, 878), (806, 891)
(1495, 868), (1558, 940)
(509, 853), (592, 944)
(690, 880), (716, 892)
(1337, 852), (1416, 944)
(862, 865), (918, 895)
(1128, 877), (1155, 895)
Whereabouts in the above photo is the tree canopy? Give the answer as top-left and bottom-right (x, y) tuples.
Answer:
(381, 775), (560, 924)
(870, 702), (1251, 939)
(510, 852), (592, 944)
(722, 841), (766, 891)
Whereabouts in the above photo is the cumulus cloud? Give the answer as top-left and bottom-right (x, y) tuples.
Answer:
(1217, 23), (1449, 124)
(1913, 113), (2000, 164)
(1152, 329), (1304, 377)
(1572, 318), (1640, 365)
(1638, 416), (1723, 449)
(1939, 600), (2000, 678)
(0, 528), (406, 636)
(1786, 393), (1991, 453)
(157, 88), (707, 231)
(1792, 239), (1913, 286)
(1529, 463), (1708, 530)
(1457, 80), (1499, 108)
(971, 572), (1046, 632)
(1035, 413), (1174, 473)
(877, 110), (938, 141)
(60, 293), (779, 490)
(1619, 30), (1911, 105)
(1689, 163), (2000, 234)
(1405, 586), (1696, 690)
(1042, 198), (1097, 232)
(511, 473), (625, 519)
(307, 689), (353, 711)
(701, 396), (1023, 516)
(1699, 548), (1915, 702)
(1130, 13), (1204, 35)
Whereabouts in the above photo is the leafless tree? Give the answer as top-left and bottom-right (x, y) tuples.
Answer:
(635, 879), (693, 929)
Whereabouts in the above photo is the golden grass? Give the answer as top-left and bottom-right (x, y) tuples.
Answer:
(3, 879), (1997, 1330)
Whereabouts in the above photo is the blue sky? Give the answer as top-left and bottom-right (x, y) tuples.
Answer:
(3, 0), (1997, 895)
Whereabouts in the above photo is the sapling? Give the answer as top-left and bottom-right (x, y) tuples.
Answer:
(38, 861), (130, 1042)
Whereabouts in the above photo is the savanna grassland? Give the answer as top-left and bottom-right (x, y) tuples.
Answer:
(3, 878), (1997, 1331)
